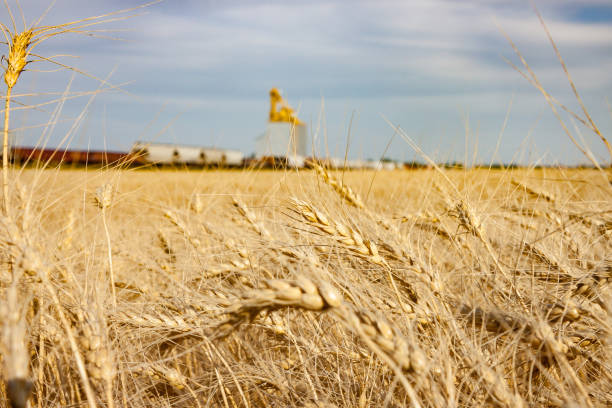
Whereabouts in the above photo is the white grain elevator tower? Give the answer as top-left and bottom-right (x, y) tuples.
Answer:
(255, 88), (307, 159)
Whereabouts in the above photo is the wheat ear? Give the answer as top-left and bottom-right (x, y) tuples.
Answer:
(76, 307), (115, 408)
(311, 161), (365, 208)
(1, 2), (160, 213)
(232, 196), (272, 239)
(217, 276), (427, 403)
(289, 198), (417, 311)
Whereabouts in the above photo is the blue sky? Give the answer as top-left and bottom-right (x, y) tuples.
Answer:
(4, 0), (612, 165)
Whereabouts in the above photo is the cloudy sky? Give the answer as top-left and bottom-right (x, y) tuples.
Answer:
(5, 0), (612, 165)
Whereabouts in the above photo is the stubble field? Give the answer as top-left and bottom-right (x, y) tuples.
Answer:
(1, 166), (611, 407)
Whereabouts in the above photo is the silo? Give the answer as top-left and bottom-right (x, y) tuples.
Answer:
(255, 122), (307, 158)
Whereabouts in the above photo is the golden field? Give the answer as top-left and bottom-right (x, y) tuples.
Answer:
(1, 166), (611, 407)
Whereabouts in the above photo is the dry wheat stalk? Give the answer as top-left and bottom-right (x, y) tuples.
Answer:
(224, 238), (255, 268)
(289, 197), (418, 313)
(401, 209), (453, 240)
(312, 161), (402, 233)
(477, 362), (525, 407)
(0, 214), (98, 408)
(75, 306), (115, 408)
(156, 230), (176, 263)
(58, 209), (75, 251)
(117, 309), (196, 333)
(400, 211), (441, 225)
(221, 277), (423, 372)
(544, 299), (582, 323)
(190, 194), (205, 214)
(1, 283), (32, 408)
(289, 198), (383, 265)
(347, 308), (428, 374)
(94, 183), (116, 307)
(500, 214), (537, 231)
(94, 184), (113, 210)
(311, 162), (365, 209)
(164, 209), (207, 255)
(450, 201), (509, 281)
(521, 241), (572, 278)
(216, 276), (427, 403)
(232, 196), (272, 239)
(1, 2), (158, 213)
(511, 179), (556, 203)
(458, 304), (579, 364)
(217, 276), (343, 335)
(571, 276), (608, 309)
(133, 364), (188, 391)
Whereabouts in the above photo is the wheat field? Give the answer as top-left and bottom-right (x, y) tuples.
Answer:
(1, 166), (610, 407)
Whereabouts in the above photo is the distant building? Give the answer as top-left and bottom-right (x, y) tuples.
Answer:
(255, 122), (308, 158)
(256, 88), (308, 161)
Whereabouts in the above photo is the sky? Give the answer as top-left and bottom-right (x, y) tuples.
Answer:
(4, 0), (612, 165)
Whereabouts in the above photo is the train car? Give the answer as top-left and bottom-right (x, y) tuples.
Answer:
(200, 148), (225, 166)
(347, 159), (365, 169)
(130, 142), (245, 168)
(382, 161), (397, 170)
(175, 146), (202, 165)
(223, 149), (244, 167)
(10, 147), (129, 166)
(130, 142), (179, 164)
(365, 160), (382, 170)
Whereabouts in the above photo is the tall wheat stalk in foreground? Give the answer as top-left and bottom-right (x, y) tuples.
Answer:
(0, 1), (159, 214)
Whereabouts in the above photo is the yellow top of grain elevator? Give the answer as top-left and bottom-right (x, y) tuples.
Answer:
(268, 88), (304, 125)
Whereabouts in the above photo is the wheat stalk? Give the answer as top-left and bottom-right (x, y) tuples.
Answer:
(164, 209), (208, 255)
(288, 197), (419, 313)
(511, 179), (556, 203)
(232, 196), (272, 239)
(95, 183), (116, 308)
(1, 282), (32, 408)
(76, 306), (115, 408)
(217, 275), (428, 401)
(0, 2), (160, 214)
(0, 214), (98, 408)
(156, 230), (176, 263)
(310, 161), (365, 209)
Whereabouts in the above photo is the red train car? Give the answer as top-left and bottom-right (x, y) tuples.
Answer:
(9, 147), (134, 167)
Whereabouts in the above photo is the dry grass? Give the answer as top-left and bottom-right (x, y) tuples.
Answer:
(0, 166), (610, 407)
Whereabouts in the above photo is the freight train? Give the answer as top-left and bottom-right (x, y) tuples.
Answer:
(8, 142), (246, 168)
(7, 144), (409, 170)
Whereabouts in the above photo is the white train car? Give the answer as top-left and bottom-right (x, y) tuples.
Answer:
(347, 159), (365, 169)
(131, 142), (179, 163)
(131, 142), (245, 167)
(382, 161), (397, 171)
(223, 149), (244, 167)
(200, 148), (225, 166)
(365, 160), (382, 170)
(176, 146), (203, 165)
(286, 155), (305, 168)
